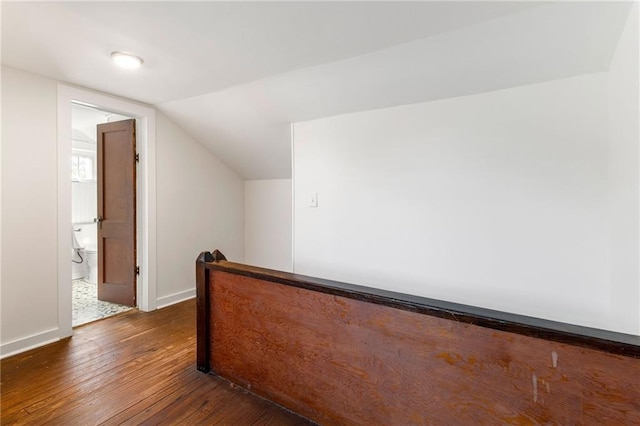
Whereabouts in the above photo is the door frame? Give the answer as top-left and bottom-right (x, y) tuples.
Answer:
(57, 85), (157, 338)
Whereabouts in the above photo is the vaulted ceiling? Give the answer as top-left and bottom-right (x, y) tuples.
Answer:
(1, 1), (634, 179)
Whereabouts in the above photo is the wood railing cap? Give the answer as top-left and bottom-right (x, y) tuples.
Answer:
(197, 250), (227, 264)
(198, 249), (640, 358)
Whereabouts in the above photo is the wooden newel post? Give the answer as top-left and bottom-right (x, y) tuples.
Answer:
(196, 249), (227, 373)
(196, 251), (212, 372)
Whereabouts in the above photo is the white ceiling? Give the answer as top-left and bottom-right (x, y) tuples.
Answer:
(2, 1), (634, 179)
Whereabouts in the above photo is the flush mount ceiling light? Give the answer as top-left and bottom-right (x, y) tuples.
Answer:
(111, 51), (143, 70)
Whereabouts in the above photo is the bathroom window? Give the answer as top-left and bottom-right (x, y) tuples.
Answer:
(71, 155), (94, 181)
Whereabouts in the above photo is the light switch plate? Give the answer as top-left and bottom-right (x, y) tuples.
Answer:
(309, 192), (318, 207)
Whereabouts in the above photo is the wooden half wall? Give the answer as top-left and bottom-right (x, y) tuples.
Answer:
(196, 250), (640, 425)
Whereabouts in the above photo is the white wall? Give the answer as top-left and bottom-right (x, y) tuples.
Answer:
(607, 4), (639, 334)
(0, 67), (3, 352)
(156, 111), (244, 307)
(1, 66), (245, 355)
(72, 182), (97, 226)
(293, 72), (635, 333)
(1, 67), (60, 347)
(244, 179), (292, 271)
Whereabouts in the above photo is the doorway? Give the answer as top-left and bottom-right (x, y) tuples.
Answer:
(57, 85), (157, 339)
(71, 104), (135, 326)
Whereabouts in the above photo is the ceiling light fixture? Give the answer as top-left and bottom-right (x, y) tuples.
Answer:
(111, 51), (143, 70)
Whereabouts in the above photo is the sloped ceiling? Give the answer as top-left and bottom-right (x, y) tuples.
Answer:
(1, 2), (633, 179)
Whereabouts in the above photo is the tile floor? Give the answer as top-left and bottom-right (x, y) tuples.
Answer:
(72, 279), (134, 327)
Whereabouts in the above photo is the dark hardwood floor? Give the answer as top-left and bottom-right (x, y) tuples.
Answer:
(1, 299), (314, 425)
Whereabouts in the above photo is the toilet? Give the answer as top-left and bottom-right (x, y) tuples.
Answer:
(72, 229), (85, 280)
(82, 247), (98, 284)
(72, 223), (98, 283)
(72, 250), (85, 280)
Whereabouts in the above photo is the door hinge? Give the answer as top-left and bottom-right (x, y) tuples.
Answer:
(136, 266), (140, 275)
(135, 153), (140, 163)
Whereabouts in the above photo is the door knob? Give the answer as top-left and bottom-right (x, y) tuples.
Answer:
(94, 216), (103, 229)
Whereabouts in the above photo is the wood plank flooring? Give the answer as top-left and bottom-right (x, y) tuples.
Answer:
(1, 299), (314, 425)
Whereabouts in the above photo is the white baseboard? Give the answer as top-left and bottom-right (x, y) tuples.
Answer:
(1, 290), (196, 358)
(156, 288), (196, 309)
(1, 328), (60, 359)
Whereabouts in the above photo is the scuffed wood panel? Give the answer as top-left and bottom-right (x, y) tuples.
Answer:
(209, 270), (640, 425)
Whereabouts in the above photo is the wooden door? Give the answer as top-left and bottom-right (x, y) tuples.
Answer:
(97, 119), (137, 307)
